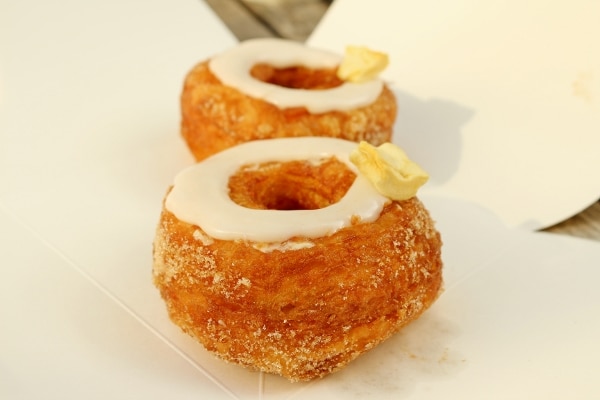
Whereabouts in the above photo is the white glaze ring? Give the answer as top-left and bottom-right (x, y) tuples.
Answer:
(208, 38), (384, 113)
(165, 137), (389, 243)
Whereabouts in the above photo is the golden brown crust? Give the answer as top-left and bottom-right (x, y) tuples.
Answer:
(180, 60), (397, 161)
(152, 194), (443, 381)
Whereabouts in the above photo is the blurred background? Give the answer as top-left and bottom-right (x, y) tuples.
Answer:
(205, 0), (331, 41)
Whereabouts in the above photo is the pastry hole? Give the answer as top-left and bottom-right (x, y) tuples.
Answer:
(250, 63), (344, 90)
(228, 157), (356, 211)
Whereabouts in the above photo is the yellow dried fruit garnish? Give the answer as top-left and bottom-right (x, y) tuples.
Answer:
(350, 141), (429, 201)
(337, 46), (389, 83)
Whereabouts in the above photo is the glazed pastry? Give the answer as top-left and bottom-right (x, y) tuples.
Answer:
(180, 38), (397, 160)
(153, 137), (443, 381)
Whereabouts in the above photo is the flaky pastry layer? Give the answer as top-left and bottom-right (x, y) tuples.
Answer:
(153, 193), (443, 381)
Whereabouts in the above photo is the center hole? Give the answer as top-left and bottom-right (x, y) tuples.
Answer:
(250, 63), (344, 90)
(228, 157), (355, 211)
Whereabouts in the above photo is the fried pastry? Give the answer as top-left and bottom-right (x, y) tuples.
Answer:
(153, 137), (443, 381)
(180, 39), (397, 160)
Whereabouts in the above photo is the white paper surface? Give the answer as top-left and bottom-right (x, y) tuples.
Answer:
(0, 206), (234, 400)
(1, 0), (600, 398)
(309, 0), (600, 230)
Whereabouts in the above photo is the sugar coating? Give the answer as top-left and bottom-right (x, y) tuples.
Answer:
(152, 197), (443, 381)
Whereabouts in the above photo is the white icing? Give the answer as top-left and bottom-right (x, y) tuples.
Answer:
(208, 38), (384, 113)
(165, 137), (389, 243)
